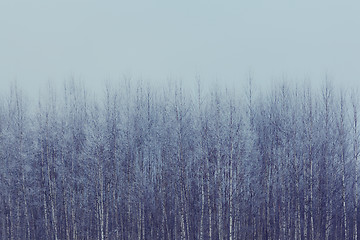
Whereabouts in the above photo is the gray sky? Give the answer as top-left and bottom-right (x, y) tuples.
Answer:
(1, 0), (360, 97)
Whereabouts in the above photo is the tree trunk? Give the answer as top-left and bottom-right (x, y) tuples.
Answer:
(98, 154), (105, 240)
(199, 175), (205, 240)
(229, 141), (234, 240)
(48, 149), (58, 240)
(353, 100), (359, 240)
(207, 165), (213, 240)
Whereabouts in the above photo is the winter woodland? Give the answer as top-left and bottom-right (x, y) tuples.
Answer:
(0, 80), (359, 240)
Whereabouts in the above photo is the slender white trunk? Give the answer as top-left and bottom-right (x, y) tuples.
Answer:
(326, 199), (332, 240)
(229, 141), (234, 240)
(185, 187), (190, 240)
(71, 155), (77, 240)
(127, 163), (132, 240)
(63, 181), (70, 240)
(174, 196), (178, 240)
(21, 166), (31, 239)
(142, 202), (145, 240)
(72, 207), (77, 240)
(339, 95), (348, 240)
(18, 128), (31, 240)
(200, 176), (205, 240)
(41, 151), (50, 240)
(355, 154), (359, 240)
(99, 159), (105, 240)
(342, 162), (347, 240)
(105, 194), (109, 240)
(180, 189), (186, 240)
(296, 173), (300, 240)
(161, 171), (170, 240)
(162, 199), (170, 239)
(8, 194), (14, 240)
(303, 153), (308, 240)
(49, 177), (58, 240)
(138, 202), (142, 240)
(47, 152), (58, 240)
(216, 143), (223, 240)
(16, 198), (20, 239)
(103, 184), (110, 239)
(308, 94), (315, 240)
(207, 163), (212, 240)
(354, 102), (358, 240)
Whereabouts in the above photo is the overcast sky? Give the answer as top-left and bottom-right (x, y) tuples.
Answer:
(1, 1), (359, 97)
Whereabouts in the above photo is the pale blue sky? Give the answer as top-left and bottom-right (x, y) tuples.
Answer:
(1, 1), (360, 97)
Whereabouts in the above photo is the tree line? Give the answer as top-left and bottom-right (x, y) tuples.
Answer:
(0, 80), (359, 240)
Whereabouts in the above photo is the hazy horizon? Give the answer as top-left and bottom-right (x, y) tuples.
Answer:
(1, 1), (360, 98)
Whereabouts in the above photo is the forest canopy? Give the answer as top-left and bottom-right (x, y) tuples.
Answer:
(0, 80), (359, 240)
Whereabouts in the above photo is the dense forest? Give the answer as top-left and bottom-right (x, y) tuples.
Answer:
(0, 80), (359, 240)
